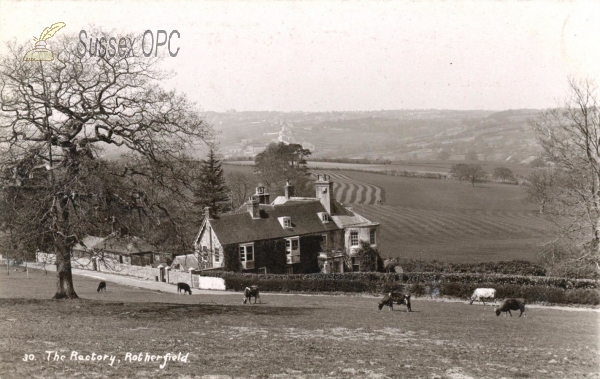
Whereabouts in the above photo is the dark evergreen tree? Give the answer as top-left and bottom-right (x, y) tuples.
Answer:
(194, 148), (230, 216)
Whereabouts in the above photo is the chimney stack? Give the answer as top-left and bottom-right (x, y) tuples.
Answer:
(247, 196), (260, 219)
(204, 206), (212, 220)
(255, 186), (270, 204)
(285, 179), (295, 199)
(315, 174), (334, 215)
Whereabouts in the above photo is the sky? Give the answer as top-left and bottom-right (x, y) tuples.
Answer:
(1, 0), (599, 112)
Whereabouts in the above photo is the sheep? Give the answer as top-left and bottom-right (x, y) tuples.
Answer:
(495, 298), (526, 317)
(97, 281), (106, 292)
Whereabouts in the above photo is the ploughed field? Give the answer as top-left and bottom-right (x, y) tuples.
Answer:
(326, 170), (554, 262)
(1, 269), (598, 379)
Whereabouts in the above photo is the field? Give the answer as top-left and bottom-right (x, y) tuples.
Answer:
(224, 163), (554, 262)
(1, 269), (599, 378)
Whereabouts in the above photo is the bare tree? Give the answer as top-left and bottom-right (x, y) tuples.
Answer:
(523, 169), (558, 214)
(530, 78), (600, 271)
(0, 29), (212, 299)
(225, 171), (255, 211)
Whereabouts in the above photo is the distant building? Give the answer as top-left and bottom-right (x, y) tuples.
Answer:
(192, 175), (380, 274)
(72, 234), (167, 267)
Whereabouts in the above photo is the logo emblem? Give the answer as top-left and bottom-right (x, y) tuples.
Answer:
(23, 22), (66, 62)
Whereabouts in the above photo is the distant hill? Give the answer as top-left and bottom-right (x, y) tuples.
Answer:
(205, 109), (542, 164)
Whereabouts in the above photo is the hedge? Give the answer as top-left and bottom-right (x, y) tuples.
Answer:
(397, 260), (547, 276)
(200, 271), (600, 305)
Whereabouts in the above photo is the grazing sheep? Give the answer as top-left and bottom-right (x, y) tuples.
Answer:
(177, 282), (192, 295)
(378, 292), (411, 312)
(469, 288), (496, 305)
(495, 298), (526, 317)
(243, 285), (261, 304)
(97, 281), (106, 292)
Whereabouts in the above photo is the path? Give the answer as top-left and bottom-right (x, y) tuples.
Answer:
(26, 262), (237, 296)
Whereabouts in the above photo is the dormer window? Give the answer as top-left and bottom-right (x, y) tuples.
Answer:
(318, 212), (330, 223)
(278, 216), (292, 229)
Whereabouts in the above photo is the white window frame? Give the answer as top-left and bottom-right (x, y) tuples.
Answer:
(284, 218), (291, 228)
(239, 243), (255, 269)
(350, 231), (359, 247)
(285, 237), (300, 264)
(370, 229), (376, 245)
(214, 248), (220, 263)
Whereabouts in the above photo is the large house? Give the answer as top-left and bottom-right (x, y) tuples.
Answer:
(193, 174), (380, 274)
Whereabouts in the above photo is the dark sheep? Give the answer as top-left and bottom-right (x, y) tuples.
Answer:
(243, 285), (261, 304)
(177, 282), (192, 295)
(97, 281), (106, 292)
(495, 298), (526, 317)
(378, 292), (411, 312)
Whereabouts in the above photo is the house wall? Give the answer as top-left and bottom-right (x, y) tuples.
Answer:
(196, 223), (224, 268)
(222, 232), (335, 274)
(345, 225), (380, 254)
(296, 234), (322, 274)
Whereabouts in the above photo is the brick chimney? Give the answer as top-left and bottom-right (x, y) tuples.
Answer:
(246, 195), (260, 219)
(255, 185), (270, 204)
(285, 179), (295, 199)
(315, 174), (334, 215)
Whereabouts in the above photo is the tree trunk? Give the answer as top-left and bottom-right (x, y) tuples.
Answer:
(52, 196), (78, 299)
(52, 243), (78, 299)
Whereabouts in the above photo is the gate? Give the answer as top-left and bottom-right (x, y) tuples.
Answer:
(191, 274), (199, 288)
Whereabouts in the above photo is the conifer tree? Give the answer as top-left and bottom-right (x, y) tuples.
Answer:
(195, 148), (230, 216)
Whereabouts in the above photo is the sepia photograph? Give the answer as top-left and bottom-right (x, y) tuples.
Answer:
(0, 1), (599, 378)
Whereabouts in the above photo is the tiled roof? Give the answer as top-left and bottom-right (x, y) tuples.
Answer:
(209, 200), (342, 245)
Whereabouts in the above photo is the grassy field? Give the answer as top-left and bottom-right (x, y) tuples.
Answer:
(223, 164), (553, 262)
(1, 269), (599, 379)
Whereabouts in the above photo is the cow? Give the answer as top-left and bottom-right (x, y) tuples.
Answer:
(243, 285), (261, 304)
(469, 288), (496, 305)
(177, 282), (192, 295)
(378, 292), (411, 312)
(97, 281), (106, 292)
(495, 298), (526, 317)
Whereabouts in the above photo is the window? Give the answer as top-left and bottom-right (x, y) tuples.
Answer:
(239, 243), (255, 269)
(350, 231), (359, 246)
(370, 229), (376, 245)
(214, 248), (220, 263)
(285, 237), (300, 264)
(319, 212), (329, 223)
(278, 216), (292, 229)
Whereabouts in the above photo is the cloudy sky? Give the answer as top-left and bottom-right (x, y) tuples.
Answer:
(1, 0), (598, 112)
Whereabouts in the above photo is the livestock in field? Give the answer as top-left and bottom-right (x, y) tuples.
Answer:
(469, 288), (496, 305)
(97, 281), (106, 292)
(495, 298), (526, 317)
(243, 285), (261, 304)
(177, 282), (192, 295)
(378, 292), (411, 311)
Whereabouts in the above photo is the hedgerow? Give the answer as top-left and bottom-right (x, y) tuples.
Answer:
(200, 270), (600, 305)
